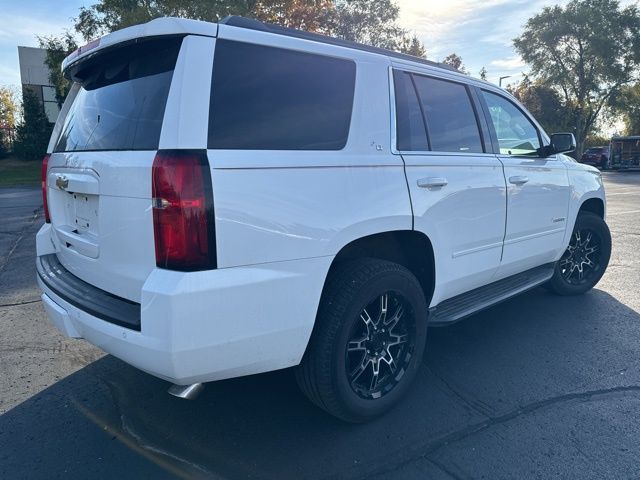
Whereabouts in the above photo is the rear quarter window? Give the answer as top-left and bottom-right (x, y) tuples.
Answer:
(393, 70), (429, 151)
(208, 40), (356, 150)
(54, 37), (182, 152)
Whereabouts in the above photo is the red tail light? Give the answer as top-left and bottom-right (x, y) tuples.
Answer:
(152, 150), (216, 271)
(42, 154), (50, 223)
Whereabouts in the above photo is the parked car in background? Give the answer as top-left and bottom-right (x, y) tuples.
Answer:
(580, 146), (610, 169)
(37, 16), (611, 422)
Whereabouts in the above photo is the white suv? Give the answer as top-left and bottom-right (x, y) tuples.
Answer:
(37, 16), (611, 422)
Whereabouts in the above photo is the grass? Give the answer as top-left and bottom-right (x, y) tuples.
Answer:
(0, 156), (42, 187)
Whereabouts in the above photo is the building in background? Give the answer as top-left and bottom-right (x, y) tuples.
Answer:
(17, 46), (60, 124)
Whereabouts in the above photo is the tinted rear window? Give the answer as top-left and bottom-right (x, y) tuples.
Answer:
(208, 40), (356, 150)
(54, 37), (182, 152)
(412, 75), (484, 154)
(393, 70), (428, 151)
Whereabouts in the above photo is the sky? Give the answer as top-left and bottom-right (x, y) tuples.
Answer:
(0, 0), (637, 90)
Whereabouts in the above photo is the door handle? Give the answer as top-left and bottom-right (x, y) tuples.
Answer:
(417, 177), (448, 188)
(509, 175), (529, 185)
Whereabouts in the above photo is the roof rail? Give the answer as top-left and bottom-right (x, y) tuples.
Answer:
(219, 15), (458, 73)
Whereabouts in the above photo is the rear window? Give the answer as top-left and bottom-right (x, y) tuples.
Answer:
(412, 75), (484, 154)
(587, 148), (604, 153)
(54, 37), (182, 152)
(393, 70), (428, 151)
(208, 40), (356, 150)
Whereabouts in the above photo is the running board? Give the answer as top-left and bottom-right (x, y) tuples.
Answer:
(429, 263), (556, 326)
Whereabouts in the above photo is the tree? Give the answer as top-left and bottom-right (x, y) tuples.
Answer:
(398, 33), (426, 58)
(72, 0), (425, 51)
(44, 0), (428, 105)
(509, 75), (573, 135)
(442, 53), (468, 74)
(13, 89), (52, 161)
(611, 82), (640, 135)
(75, 0), (239, 40)
(331, 0), (403, 50)
(0, 87), (18, 156)
(584, 133), (610, 148)
(253, 0), (335, 32)
(38, 33), (78, 108)
(74, 1), (337, 39)
(0, 87), (17, 130)
(479, 66), (487, 81)
(514, 0), (640, 157)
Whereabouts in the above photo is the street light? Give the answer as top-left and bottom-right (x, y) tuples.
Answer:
(499, 75), (511, 87)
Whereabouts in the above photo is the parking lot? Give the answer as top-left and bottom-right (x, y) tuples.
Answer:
(1, 171), (640, 480)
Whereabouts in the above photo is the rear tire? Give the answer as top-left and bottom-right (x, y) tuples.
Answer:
(547, 212), (611, 296)
(295, 259), (428, 423)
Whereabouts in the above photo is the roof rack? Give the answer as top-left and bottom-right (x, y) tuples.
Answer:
(219, 15), (458, 73)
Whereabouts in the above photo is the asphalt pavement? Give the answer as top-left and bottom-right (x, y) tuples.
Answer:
(1, 172), (640, 479)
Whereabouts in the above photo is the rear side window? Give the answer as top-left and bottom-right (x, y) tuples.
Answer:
(208, 40), (356, 150)
(393, 70), (428, 151)
(54, 37), (182, 152)
(412, 75), (484, 154)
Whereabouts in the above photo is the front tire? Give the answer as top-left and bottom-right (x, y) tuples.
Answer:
(547, 212), (611, 295)
(295, 259), (428, 422)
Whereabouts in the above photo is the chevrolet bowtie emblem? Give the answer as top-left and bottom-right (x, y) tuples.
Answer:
(56, 175), (69, 190)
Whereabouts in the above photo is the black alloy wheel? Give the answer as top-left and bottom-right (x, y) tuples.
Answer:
(296, 259), (428, 422)
(345, 291), (415, 400)
(558, 228), (603, 285)
(547, 212), (611, 295)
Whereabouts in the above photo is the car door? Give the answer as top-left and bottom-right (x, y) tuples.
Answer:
(478, 89), (570, 278)
(392, 68), (507, 306)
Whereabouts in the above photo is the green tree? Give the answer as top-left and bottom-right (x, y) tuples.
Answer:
(611, 82), (640, 135)
(514, 0), (640, 156)
(13, 89), (53, 161)
(332, 0), (403, 50)
(38, 32), (78, 108)
(584, 133), (610, 148)
(72, 0), (425, 51)
(0, 86), (18, 156)
(253, 0), (335, 32)
(509, 75), (573, 134)
(73, 0), (336, 39)
(479, 66), (487, 81)
(0, 87), (17, 131)
(44, 0), (427, 105)
(442, 53), (468, 74)
(398, 33), (426, 58)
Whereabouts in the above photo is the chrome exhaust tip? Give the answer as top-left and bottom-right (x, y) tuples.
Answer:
(168, 382), (205, 400)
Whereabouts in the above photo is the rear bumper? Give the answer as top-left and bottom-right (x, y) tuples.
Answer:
(36, 225), (331, 385)
(37, 254), (141, 330)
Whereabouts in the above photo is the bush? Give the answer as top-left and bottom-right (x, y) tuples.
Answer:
(0, 133), (8, 158)
(13, 89), (52, 160)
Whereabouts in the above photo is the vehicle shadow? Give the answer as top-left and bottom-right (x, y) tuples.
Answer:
(2, 287), (639, 480)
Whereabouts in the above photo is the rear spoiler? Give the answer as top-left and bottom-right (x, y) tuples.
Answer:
(62, 17), (217, 73)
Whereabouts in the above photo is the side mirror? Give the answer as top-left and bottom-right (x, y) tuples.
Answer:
(547, 133), (576, 155)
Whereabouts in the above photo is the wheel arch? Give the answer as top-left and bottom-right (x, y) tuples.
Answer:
(579, 197), (605, 219)
(323, 230), (436, 309)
